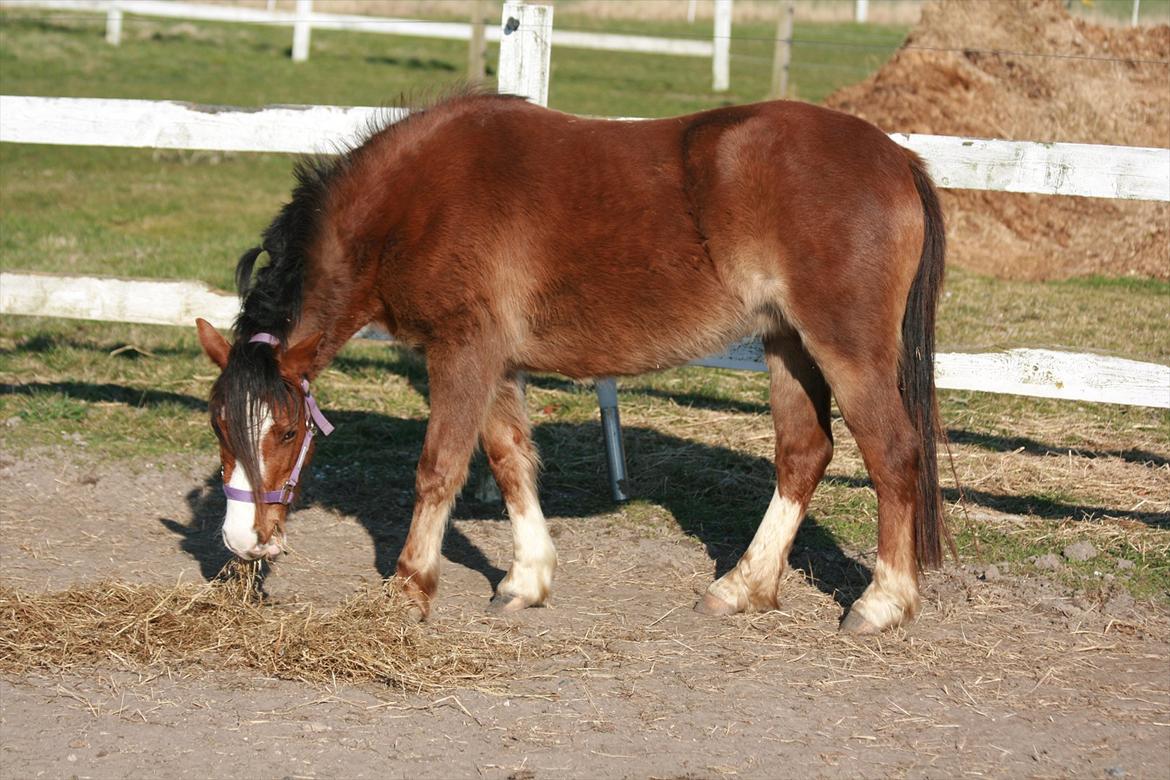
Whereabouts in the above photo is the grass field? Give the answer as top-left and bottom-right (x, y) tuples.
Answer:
(1, 6), (1167, 604)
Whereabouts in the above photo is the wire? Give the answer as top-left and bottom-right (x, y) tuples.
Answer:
(5, 10), (1168, 68)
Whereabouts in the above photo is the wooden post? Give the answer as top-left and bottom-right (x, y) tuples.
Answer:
(105, 4), (122, 46)
(687, 0), (698, 24)
(855, 0), (869, 23)
(292, 0), (312, 62)
(468, 0), (488, 83)
(712, 0), (731, 91)
(770, 1), (793, 99)
(1132, 0), (1141, 26)
(498, 2), (553, 106)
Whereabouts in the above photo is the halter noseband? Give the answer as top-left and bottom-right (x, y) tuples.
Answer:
(221, 332), (335, 506)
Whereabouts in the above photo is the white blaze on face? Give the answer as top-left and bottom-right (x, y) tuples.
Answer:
(221, 404), (282, 560)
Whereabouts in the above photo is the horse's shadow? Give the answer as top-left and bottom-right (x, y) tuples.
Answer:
(7, 339), (1159, 609)
(164, 408), (869, 608)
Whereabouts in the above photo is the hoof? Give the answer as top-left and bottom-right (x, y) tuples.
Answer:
(393, 576), (432, 622)
(839, 608), (881, 635)
(403, 600), (427, 623)
(487, 590), (538, 613)
(694, 591), (739, 617)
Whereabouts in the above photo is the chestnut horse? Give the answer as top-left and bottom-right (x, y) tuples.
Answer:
(196, 92), (951, 634)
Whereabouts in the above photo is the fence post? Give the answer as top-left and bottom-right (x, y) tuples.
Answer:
(498, 2), (628, 501)
(712, 0), (731, 91)
(292, 0), (312, 62)
(498, 2), (553, 105)
(468, 0), (488, 83)
(769, 1), (794, 99)
(1132, 0), (1141, 26)
(855, 0), (869, 23)
(105, 3), (122, 46)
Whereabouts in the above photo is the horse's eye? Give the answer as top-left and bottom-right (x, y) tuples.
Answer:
(282, 429), (297, 443)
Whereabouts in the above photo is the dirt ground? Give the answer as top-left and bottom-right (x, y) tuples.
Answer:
(1, 451), (1167, 779)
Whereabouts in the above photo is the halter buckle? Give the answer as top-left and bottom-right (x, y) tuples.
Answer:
(278, 482), (296, 505)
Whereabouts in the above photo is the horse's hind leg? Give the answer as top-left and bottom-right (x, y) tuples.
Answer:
(829, 369), (923, 634)
(481, 374), (556, 611)
(697, 331), (833, 615)
(396, 348), (499, 619)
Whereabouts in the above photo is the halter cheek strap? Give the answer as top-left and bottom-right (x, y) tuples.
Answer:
(222, 333), (335, 506)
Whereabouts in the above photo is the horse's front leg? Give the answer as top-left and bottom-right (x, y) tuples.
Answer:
(396, 348), (498, 619)
(481, 374), (556, 611)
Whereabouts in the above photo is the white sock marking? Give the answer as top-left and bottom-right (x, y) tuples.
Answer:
(499, 485), (556, 604)
(851, 559), (919, 629)
(708, 488), (803, 610)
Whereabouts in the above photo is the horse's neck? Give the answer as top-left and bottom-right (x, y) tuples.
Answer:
(283, 121), (421, 373)
(286, 263), (373, 377)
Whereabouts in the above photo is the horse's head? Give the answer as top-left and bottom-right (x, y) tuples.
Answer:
(195, 319), (330, 561)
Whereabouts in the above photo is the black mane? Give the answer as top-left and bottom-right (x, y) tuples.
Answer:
(233, 155), (346, 343)
(232, 87), (506, 343)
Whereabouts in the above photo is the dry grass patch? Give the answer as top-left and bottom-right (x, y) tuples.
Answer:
(0, 565), (556, 691)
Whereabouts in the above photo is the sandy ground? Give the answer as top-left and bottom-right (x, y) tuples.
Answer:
(1, 452), (1168, 779)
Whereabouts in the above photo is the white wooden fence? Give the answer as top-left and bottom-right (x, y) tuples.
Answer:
(4, 95), (1167, 202)
(1, 2), (1168, 414)
(0, 0), (732, 89)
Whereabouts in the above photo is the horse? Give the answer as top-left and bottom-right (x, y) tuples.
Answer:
(195, 91), (952, 634)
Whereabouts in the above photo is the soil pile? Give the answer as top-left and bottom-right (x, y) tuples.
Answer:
(825, 0), (1169, 280)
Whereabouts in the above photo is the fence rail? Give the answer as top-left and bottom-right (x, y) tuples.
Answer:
(695, 336), (1169, 408)
(5, 95), (1167, 203)
(2, 270), (1166, 409)
(0, 1), (718, 62)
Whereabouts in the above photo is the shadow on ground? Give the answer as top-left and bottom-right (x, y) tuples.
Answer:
(4, 343), (1164, 612)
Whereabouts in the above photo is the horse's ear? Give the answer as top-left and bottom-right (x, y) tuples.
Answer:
(284, 332), (323, 379)
(195, 318), (230, 370)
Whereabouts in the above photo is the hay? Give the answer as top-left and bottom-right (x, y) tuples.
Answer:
(0, 567), (524, 691)
(825, 0), (1170, 281)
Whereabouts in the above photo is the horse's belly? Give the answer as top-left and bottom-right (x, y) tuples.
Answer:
(517, 254), (751, 378)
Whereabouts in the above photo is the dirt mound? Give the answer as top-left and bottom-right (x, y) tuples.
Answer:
(825, 0), (1169, 280)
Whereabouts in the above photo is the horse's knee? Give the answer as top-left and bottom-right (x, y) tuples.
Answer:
(415, 447), (471, 503)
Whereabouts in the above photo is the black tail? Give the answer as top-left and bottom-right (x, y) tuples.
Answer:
(902, 153), (956, 569)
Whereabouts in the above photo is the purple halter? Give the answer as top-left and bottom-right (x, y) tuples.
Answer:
(222, 332), (335, 506)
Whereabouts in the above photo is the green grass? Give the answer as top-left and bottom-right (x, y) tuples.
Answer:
(0, 7), (907, 112)
(940, 269), (1170, 362)
(1, 8), (1167, 602)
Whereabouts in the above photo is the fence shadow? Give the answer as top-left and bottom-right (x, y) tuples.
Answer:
(947, 428), (1170, 469)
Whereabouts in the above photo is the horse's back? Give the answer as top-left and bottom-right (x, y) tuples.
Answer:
(372, 97), (924, 377)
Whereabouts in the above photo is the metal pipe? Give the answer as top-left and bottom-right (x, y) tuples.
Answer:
(595, 378), (629, 502)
